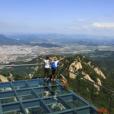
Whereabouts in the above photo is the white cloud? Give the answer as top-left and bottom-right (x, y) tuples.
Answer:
(92, 22), (114, 29)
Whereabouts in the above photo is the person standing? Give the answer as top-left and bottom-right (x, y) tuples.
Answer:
(43, 56), (51, 80)
(50, 57), (59, 81)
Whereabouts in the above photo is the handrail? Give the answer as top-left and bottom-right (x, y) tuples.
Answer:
(0, 64), (38, 67)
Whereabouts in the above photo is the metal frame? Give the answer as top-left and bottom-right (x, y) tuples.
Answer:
(0, 78), (98, 114)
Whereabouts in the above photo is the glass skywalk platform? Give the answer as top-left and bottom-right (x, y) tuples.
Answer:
(0, 78), (98, 114)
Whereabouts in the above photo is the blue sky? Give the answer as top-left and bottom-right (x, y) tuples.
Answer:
(0, 0), (114, 36)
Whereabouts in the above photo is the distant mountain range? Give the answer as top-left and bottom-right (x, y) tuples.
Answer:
(0, 34), (19, 45)
(0, 34), (60, 47)
(1, 33), (114, 46)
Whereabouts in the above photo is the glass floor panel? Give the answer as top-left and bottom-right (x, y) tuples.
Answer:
(0, 78), (98, 114)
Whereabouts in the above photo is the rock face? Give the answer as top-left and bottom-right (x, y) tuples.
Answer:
(69, 61), (82, 79)
(0, 75), (8, 82)
(69, 72), (76, 79)
(82, 72), (94, 83)
(68, 56), (106, 91)
(69, 61), (82, 71)
(94, 67), (106, 79)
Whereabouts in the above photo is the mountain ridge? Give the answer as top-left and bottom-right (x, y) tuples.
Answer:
(0, 34), (19, 45)
(3, 33), (114, 46)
